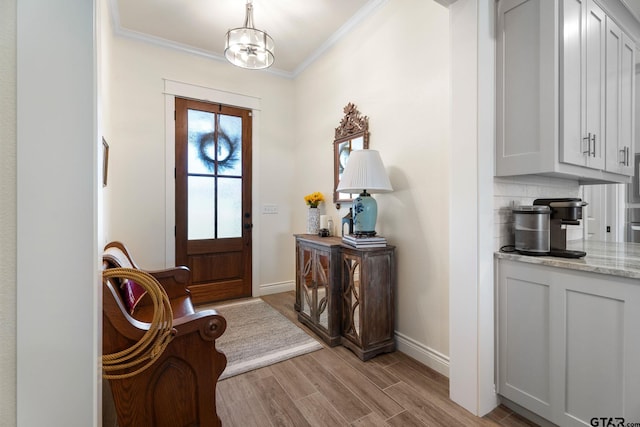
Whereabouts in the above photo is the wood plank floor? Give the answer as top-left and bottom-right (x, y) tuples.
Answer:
(215, 291), (538, 427)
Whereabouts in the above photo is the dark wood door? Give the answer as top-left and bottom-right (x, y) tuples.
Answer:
(175, 97), (252, 303)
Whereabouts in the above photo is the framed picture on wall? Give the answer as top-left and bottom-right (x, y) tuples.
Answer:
(102, 137), (109, 187)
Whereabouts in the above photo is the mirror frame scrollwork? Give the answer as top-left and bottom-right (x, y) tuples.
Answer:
(334, 103), (369, 204)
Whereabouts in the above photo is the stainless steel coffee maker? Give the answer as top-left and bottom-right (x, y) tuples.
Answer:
(513, 205), (552, 255)
(533, 198), (588, 258)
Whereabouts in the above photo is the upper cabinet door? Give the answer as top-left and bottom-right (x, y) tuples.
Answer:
(605, 16), (622, 173)
(584, 0), (606, 170)
(561, 0), (588, 167)
(619, 32), (636, 175)
(561, 0), (606, 170)
(496, 0), (558, 177)
(604, 17), (636, 175)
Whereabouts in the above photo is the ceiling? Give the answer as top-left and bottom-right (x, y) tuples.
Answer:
(111, 0), (387, 77)
(110, 0), (640, 77)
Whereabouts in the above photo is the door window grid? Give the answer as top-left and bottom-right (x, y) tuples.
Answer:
(187, 109), (243, 240)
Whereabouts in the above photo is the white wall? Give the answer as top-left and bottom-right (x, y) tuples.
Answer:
(0, 1), (17, 425)
(103, 29), (297, 290)
(449, 0), (497, 415)
(294, 0), (451, 372)
(101, 0), (113, 246)
(16, 1), (99, 426)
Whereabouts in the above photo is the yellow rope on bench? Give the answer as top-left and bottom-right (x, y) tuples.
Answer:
(102, 267), (175, 380)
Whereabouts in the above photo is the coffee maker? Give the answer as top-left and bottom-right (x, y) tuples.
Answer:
(533, 198), (588, 258)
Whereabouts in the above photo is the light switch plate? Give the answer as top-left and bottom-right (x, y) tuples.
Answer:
(262, 204), (278, 214)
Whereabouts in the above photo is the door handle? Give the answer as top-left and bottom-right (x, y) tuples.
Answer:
(590, 133), (596, 157)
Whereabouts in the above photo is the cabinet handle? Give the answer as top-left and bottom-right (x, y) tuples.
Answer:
(626, 147), (630, 166)
(590, 134), (596, 157)
(583, 133), (591, 155)
(621, 147), (631, 166)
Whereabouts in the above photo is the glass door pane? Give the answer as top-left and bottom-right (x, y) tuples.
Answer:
(186, 109), (243, 240)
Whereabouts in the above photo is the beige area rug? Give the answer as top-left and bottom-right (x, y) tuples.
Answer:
(201, 298), (323, 380)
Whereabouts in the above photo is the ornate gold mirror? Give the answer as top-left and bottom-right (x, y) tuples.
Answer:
(334, 103), (369, 204)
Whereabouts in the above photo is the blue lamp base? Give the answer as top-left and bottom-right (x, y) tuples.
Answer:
(352, 191), (377, 236)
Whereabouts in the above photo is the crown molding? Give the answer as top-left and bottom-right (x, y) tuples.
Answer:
(620, 0), (640, 23)
(292, 0), (390, 77)
(108, 0), (389, 80)
(109, 0), (292, 78)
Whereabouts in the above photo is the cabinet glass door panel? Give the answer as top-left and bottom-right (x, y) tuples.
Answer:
(343, 256), (361, 343)
(317, 285), (328, 329)
(301, 249), (313, 318)
(299, 247), (332, 330)
(316, 252), (330, 330)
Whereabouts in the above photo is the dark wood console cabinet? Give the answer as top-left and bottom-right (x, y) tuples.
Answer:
(294, 234), (396, 360)
(295, 235), (342, 346)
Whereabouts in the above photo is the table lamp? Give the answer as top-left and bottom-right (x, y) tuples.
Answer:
(336, 149), (393, 236)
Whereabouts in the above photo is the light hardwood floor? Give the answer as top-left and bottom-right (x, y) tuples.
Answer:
(215, 291), (537, 427)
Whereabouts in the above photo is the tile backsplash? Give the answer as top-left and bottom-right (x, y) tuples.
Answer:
(494, 175), (582, 250)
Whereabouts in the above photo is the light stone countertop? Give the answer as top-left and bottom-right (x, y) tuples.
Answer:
(495, 240), (640, 280)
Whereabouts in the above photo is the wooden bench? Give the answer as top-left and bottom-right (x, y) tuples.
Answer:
(102, 241), (227, 427)
(103, 241), (197, 321)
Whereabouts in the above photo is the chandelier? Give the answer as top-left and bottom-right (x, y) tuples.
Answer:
(224, 0), (275, 70)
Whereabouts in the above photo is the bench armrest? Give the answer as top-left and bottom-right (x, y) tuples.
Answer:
(172, 309), (226, 341)
(146, 266), (191, 299)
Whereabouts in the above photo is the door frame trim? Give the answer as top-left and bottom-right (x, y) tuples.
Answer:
(164, 79), (261, 298)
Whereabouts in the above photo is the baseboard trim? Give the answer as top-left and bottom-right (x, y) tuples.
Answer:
(395, 331), (450, 377)
(259, 280), (295, 296)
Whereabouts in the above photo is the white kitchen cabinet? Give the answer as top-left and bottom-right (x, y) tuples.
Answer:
(620, 33), (635, 170)
(497, 261), (554, 420)
(562, 0), (606, 170)
(496, 259), (640, 426)
(605, 17), (636, 175)
(496, 0), (637, 183)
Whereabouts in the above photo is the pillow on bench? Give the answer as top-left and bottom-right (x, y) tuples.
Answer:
(121, 278), (146, 314)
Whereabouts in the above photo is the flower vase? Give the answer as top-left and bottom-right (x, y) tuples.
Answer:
(307, 207), (320, 234)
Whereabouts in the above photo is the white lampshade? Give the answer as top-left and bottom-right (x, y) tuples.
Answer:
(336, 149), (393, 194)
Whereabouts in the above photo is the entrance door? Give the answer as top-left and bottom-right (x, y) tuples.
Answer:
(175, 97), (252, 303)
